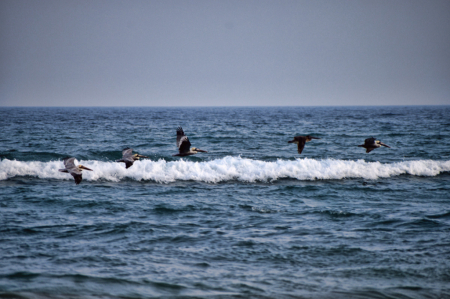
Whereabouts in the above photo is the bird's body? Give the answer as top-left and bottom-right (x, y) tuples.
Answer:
(116, 148), (149, 168)
(173, 127), (207, 157)
(288, 135), (320, 154)
(358, 137), (391, 153)
(58, 157), (93, 185)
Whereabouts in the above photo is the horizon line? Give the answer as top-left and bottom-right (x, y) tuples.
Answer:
(1, 104), (449, 108)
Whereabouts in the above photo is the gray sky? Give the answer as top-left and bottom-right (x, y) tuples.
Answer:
(1, 0), (449, 106)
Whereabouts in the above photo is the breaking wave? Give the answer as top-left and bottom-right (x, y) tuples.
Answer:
(1, 157), (449, 183)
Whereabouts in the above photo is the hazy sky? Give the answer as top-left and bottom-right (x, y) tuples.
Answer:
(1, 0), (449, 106)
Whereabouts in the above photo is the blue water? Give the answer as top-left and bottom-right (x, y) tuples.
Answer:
(1, 106), (449, 298)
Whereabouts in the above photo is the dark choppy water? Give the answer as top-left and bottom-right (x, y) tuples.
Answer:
(1, 106), (450, 299)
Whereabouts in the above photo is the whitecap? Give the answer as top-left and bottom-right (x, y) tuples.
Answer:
(1, 157), (449, 183)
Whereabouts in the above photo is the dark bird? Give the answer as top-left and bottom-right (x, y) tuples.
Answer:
(288, 135), (321, 154)
(116, 148), (149, 169)
(173, 127), (207, 157)
(358, 137), (391, 153)
(58, 157), (93, 185)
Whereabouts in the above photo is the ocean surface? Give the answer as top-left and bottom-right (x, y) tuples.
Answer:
(1, 106), (450, 299)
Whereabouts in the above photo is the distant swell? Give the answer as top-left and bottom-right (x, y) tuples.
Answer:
(1, 157), (449, 183)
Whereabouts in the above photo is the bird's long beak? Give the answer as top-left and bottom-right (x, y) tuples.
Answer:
(379, 142), (391, 148)
(80, 165), (93, 171)
(310, 136), (321, 139)
(288, 140), (294, 143)
(197, 149), (208, 153)
(137, 154), (149, 158)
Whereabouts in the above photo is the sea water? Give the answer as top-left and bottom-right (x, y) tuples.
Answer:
(0, 106), (449, 298)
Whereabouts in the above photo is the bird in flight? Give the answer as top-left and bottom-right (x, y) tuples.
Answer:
(358, 137), (391, 153)
(173, 127), (207, 157)
(288, 135), (321, 154)
(59, 157), (93, 185)
(116, 148), (149, 168)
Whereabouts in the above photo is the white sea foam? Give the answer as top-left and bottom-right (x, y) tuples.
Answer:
(1, 157), (449, 183)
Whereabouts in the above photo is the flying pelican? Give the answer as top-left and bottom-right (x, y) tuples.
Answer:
(173, 127), (207, 157)
(58, 157), (93, 185)
(116, 148), (149, 168)
(358, 137), (391, 153)
(288, 135), (321, 154)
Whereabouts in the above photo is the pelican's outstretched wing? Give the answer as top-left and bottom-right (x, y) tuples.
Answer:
(179, 137), (191, 154)
(124, 161), (134, 169)
(63, 157), (77, 169)
(176, 127), (187, 147)
(364, 137), (376, 146)
(297, 141), (306, 154)
(122, 148), (133, 158)
(296, 137), (306, 154)
(177, 127), (191, 154)
(72, 173), (83, 185)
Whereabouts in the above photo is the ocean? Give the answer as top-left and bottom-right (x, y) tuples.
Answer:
(0, 106), (449, 299)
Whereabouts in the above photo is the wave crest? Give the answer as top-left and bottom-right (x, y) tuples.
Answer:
(1, 157), (449, 183)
